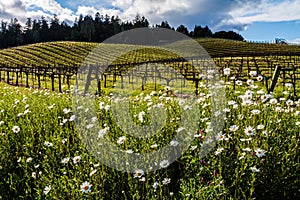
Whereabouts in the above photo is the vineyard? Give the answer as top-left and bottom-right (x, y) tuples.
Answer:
(0, 38), (299, 199)
(0, 39), (300, 96)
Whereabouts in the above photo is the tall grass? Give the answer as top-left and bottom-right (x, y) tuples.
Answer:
(0, 75), (299, 199)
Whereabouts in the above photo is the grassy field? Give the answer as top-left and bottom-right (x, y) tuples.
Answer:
(0, 72), (299, 199)
(0, 39), (299, 199)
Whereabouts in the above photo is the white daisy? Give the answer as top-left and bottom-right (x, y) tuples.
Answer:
(43, 185), (51, 195)
(99, 102), (105, 109)
(286, 100), (294, 106)
(216, 132), (228, 141)
(215, 148), (224, 155)
(244, 126), (255, 136)
(223, 68), (231, 76)
(170, 140), (179, 146)
(246, 79), (254, 85)
(44, 141), (53, 147)
(249, 71), (257, 77)
(250, 166), (260, 172)
(242, 147), (252, 152)
(257, 125), (265, 130)
(139, 177), (146, 182)
(236, 80), (242, 86)
(152, 181), (158, 189)
(69, 115), (76, 121)
(89, 169), (97, 176)
(176, 127), (185, 133)
(73, 156), (81, 164)
(285, 83), (293, 89)
(190, 145), (197, 151)
(257, 75), (263, 82)
(86, 124), (94, 129)
(159, 160), (170, 168)
(134, 169), (144, 178)
(251, 109), (261, 115)
(255, 148), (266, 157)
(138, 111), (145, 123)
(62, 138), (67, 144)
(63, 108), (71, 114)
(61, 157), (70, 164)
(98, 127), (109, 138)
(152, 181), (159, 189)
(238, 114), (244, 120)
(117, 136), (126, 144)
(104, 105), (110, 111)
(269, 98), (278, 104)
(125, 149), (134, 154)
(12, 126), (20, 133)
(228, 100), (236, 105)
(261, 94), (270, 103)
(162, 178), (171, 185)
(229, 125), (239, 132)
(80, 181), (92, 193)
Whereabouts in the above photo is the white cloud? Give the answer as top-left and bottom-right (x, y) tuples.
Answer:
(0, 0), (27, 22)
(22, 0), (75, 22)
(230, 0), (300, 23)
(0, 0), (76, 25)
(290, 38), (300, 44)
(0, 0), (300, 33)
(101, 0), (257, 31)
(76, 6), (98, 16)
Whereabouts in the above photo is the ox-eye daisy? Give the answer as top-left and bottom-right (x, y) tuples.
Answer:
(80, 181), (92, 193)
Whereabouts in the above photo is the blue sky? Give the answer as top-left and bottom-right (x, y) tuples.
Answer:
(241, 21), (300, 43)
(0, 0), (299, 43)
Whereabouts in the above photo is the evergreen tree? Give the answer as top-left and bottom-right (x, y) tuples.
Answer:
(176, 24), (189, 36)
(80, 15), (95, 41)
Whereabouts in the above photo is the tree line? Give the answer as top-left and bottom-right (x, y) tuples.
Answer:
(0, 13), (244, 49)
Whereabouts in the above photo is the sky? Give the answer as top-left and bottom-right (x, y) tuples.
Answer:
(0, 0), (299, 43)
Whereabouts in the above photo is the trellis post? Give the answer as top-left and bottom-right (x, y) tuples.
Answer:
(7, 70), (9, 84)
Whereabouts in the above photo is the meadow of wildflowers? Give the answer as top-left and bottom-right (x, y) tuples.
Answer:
(0, 71), (299, 199)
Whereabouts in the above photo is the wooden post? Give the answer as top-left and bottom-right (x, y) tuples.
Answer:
(75, 72), (78, 92)
(67, 75), (70, 90)
(121, 75), (124, 89)
(16, 71), (19, 86)
(113, 73), (116, 83)
(38, 73), (41, 88)
(51, 73), (55, 91)
(84, 65), (93, 93)
(58, 73), (62, 93)
(293, 66), (296, 97)
(247, 58), (250, 78)
(7, 71), (9, 84)
(268, 65), (281, 93)
(26, 72), (29, 87)
(31, 70), (34, 87)
(97, 77), (101, 95)
(95, 67), (101, 95)
(195, 79), (199, 95)
(142, 76), (145, 91)
(104, 74), (107, 88)
(233, 78), (236, 90)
